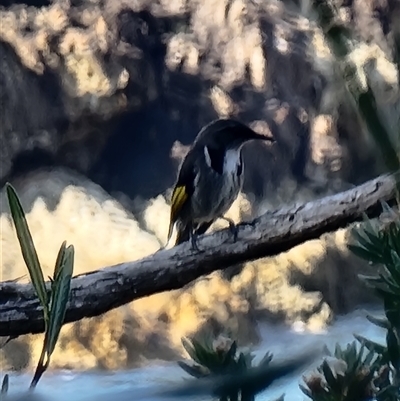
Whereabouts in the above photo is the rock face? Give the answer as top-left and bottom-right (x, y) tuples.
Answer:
(0, 0), (399, 370)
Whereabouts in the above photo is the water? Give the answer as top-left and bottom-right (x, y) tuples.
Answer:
(4, 307), (386, 401)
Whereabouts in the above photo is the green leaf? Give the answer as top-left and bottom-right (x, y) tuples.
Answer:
(363, 348), (378, 366)
(183, 337), (219, 369)
(222, 341), (237, 367)
(363, 223), (384, 245)
(352, 343), (366, 372)
(1, 374), (8, 395)
(333, 343), (342, 360)
(386, 328), (400, 369)
(177, 361), (208, 378)
(366, 314), (391, 329)
(54, 241), (67, 282)
(381, 201), (397, 217)
(354, 334), (386, 355)
(321, 360), (339, 391)
(257, 352), (273, 368)
(181, 338), (201, 365)
(299, 383), (312, 398)
(350, 228), (383, 258)
(192, 339), (216, 368)
(374, 287), (399, 301)
(5, 183), (49, 318)
(387, 225), (400, 252)
(358, 273), (383, 284)
(46, 245), (74, 356)
(378, 273), (400, 294)
(383, 296), (400, 326)
(346, 342), (358, 372)
(237, 353), (247, 370)
(387, 250), (400, 284)
(347, 244), (383, 264)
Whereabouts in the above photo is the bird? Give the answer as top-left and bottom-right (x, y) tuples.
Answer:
(166, 118), (274, 250)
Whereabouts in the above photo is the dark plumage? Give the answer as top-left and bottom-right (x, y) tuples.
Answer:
(167, 118), (274, 249)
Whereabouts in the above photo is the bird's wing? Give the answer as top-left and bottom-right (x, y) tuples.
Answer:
(174, 222), (191, 245)
(167, 152), (197, 243)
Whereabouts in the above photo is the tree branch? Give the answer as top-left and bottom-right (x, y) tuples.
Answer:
(0, 173), (398, 337)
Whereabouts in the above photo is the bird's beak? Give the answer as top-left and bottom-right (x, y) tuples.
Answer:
(248, 130), (275, 143)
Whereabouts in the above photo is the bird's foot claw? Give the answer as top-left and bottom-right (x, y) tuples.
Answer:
(228, 222), (239, 243)
(190, 233), (200, 251)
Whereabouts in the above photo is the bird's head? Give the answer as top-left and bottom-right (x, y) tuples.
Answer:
(195, 118), (274, 151)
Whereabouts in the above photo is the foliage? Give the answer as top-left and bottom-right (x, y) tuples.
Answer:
(1, 183), (74, 394)
(1, 375), (9, 396)
(177, 335), (285, 400)
(312, 0), (400, 178)
(298, 2), (400, 397)
(350, 205), (400, 401)
(301, 203), (400, 400)
(301, 342), (379, 401)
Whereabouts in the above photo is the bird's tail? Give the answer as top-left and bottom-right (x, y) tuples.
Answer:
(175, 223), (191, 246)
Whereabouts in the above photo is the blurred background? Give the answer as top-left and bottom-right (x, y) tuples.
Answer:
(0, 0), (399, 374)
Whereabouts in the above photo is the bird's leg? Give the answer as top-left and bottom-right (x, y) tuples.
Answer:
(221, 217), (239, 242)
(189, 224), (200, 251)
(190, 230), (200, 251)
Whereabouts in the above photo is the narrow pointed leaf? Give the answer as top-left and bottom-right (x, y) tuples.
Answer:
(5, 183), (49, 315)
(321, 360), (338, 390)
(366, 314), (391, 329)
(54, 241), (67, 281)
(191, 340), (211, 367)
(363, 348), (377, 366)
(350, 230), (382, 257)
(177, 361), (208, 378)
(299, 383), (312, 397)
(387, 250), (400, 283)
(363, 226), (384, 248)
(386, 329), (400, 368)
(181, 338), (200, 365)
(347, 244), (383, 264)
(258, 352), (273, 368)
(222, 341), (237, 366)
(1, 374), (8, 395)
(381, 201), (397, 217)
(354, 334), (386, 355)
(353, 344), (365, 372)
(192, 340), (219, 369)
(46, 245), (74, 356)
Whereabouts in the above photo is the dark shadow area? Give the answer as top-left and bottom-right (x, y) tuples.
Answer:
(88, 8), (219, 200)
(0, 149), (56, 188)
(0, 0), (50, 6)
(0, 39), (69, 186)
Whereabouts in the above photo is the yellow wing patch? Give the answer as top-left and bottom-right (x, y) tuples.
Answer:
(167, 185), (188, 242)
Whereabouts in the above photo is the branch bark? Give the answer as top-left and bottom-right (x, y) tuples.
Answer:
(0, 173), (398, 337)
